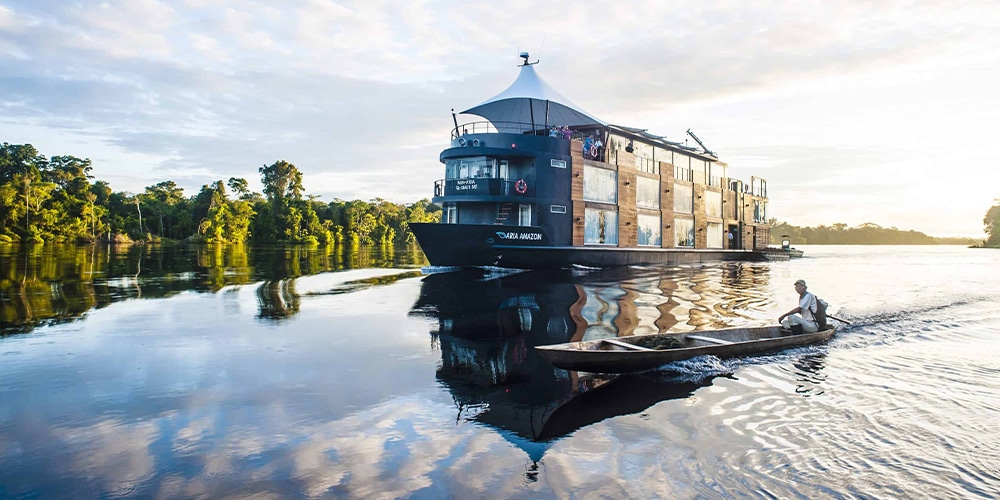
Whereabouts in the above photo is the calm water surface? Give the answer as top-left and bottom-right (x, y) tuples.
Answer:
(1, 244), (998, 498)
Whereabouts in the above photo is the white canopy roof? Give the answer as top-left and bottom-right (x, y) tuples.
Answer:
(462, 63), (605, 129)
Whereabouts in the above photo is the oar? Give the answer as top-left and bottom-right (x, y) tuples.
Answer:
(827, 315), (852, 325)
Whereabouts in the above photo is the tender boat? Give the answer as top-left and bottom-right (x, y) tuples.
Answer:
(780, 235), (804, 258)
(535, 325), (837, 373)
(410, 52), (776, 270)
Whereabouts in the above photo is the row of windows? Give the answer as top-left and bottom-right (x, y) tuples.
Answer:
(445, 157), (505, 179)
(588, 165), (727, 219)
(443, 203), (532, 225)
(583, 214), (728, 248)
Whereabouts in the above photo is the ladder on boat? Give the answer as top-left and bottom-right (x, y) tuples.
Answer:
(495, 203), (513, 225)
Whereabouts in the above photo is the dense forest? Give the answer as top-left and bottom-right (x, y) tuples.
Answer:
(983, 201), (1000, 248)
(770, 220), (977, 246)
(0, 142), (440, 245)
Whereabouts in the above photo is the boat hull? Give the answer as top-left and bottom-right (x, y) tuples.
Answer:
(535, 326), (836, 373)
(411, 222), (757, 269)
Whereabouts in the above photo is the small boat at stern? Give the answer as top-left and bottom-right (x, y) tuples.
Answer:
(535, 326), (837, 373)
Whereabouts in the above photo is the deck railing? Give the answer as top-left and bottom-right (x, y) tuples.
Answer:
(434, 178), (533, 197)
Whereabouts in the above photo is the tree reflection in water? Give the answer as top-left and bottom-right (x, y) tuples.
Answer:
(0, 242), (426, 334)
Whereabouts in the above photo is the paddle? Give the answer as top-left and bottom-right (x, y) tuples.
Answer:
(827, 315), (852, 325)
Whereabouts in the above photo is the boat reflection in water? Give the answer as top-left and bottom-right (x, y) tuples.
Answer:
(408, 265), (775, 463)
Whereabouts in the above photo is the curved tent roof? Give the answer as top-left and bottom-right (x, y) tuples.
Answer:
(462, 63), (605, 130)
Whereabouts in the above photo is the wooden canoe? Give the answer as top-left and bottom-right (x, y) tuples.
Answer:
(535, 325), (836, 373)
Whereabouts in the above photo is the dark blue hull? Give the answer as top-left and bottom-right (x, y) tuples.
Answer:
(410, 222), (757, 269)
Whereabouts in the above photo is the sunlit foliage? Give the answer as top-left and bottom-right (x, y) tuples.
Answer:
(0, 142), (440, 245)
(771, 220), (976, 245)
(984, 201), (1000, 248)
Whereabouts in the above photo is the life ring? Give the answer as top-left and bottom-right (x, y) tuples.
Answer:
(514, 179), (528, 194)
(589, 145), (599, 159)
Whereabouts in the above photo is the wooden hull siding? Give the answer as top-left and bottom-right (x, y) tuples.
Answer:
(571, 141), (585, 246)
(569, 141), (768, 252)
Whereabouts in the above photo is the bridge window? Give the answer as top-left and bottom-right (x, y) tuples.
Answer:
(446, 157), (496, 179)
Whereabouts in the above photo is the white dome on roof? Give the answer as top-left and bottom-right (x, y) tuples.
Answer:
(461, 60), (605, 129)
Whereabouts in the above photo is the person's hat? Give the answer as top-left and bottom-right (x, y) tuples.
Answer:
(794, 279), (807, 287)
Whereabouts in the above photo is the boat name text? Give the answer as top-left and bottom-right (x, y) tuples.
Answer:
(495, 231), (542, 241)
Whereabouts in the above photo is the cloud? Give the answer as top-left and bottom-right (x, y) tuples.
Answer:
(0, 0), (998, 234)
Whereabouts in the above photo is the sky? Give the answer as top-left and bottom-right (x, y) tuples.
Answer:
(1, 1), (998, 238)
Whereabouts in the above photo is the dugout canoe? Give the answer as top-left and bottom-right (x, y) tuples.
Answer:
(535, 325), (837, 373)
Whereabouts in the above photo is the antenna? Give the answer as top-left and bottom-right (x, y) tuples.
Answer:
(686, 129), (716, 157)
(518, 52), (539, 66)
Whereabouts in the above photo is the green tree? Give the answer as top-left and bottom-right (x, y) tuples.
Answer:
(254, 160), (329, 243)
(259, 160), (304, 202)
(985, 201), (1000, 248)
(143, 181), (187, 239)
(0, 143), (46, 184)
(194, 181), (257, 244)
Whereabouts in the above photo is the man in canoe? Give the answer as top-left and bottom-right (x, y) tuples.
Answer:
(778, 279), (819, 333)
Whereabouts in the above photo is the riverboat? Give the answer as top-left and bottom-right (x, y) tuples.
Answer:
(535, 325), (837, 374)
(781, 235), (805, 258)
(410, 53), (772, 269)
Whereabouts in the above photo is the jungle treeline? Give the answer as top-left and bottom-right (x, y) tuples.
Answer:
(770, 220), (977, 245)
(0, 142), (441, 245)
(982, 200), (1000, 248)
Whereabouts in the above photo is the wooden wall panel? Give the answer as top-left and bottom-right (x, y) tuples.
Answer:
(572, 201), (585, 246)
(694, 183), (707, 248)
(660, 162), (675, 248)
(571, 141), (585, 246)
(617, 162), (637, 248)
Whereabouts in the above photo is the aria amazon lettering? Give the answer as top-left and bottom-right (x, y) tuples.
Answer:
(496, 231), (542, 241)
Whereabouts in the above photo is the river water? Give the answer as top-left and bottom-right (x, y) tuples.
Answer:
(1, 244), (998, 498)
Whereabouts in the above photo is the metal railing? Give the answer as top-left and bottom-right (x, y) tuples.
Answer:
(434, 178), (533, 197)
(453, 121), (550, 139)
(674, 166), (692, 182)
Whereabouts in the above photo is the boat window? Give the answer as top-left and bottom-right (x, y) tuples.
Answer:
(710, 162), (728, 181)
(584, 208), (618, 245)
(518, 204), (532, 226)
(707, 222), (723, 248)
(445, 157), (496, 179)
(753, 200), (767, 223)
(692, 159), (707, 184)
(636, 176), (660, 209)
(706, 190), (722, 218)
(638, 214), (661, 246)
(633, 141), (657, 174)
(674, 185), (693, 214)
(550, 205), (567, 214)
(550, 159), (566, 169)
(654, 147), (672, 172)
(499, 160), (508, 180)
(583, 166), (617, 204)
(445, 204), (457, 224)
(673, 153), (691, 181)
(674, 217), (695, 247)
